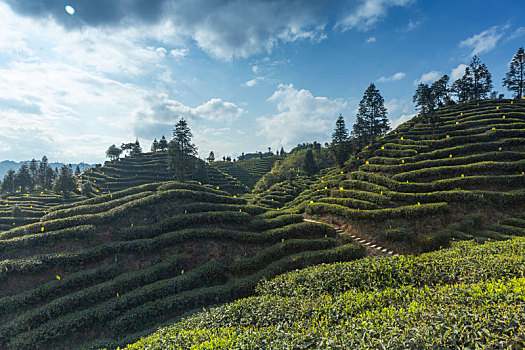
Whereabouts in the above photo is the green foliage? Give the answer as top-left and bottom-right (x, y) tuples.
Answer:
(123, 239), (525, 349)
(503, 47), (525, 99)
(331, 114), (352, 167)
(168, 117), (197, 182)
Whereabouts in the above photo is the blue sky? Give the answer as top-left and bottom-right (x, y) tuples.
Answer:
(0, 0), (524, 163)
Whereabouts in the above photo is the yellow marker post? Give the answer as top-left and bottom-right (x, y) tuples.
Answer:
(365, 161), (369, 165)
(41, 227), (44, 232)
(449, 154), (452, 158)
(56, 275), (61, 280)
(381, 146), (384, 149)
(339, 187), (343, 191)
(461, 174), (465, 177)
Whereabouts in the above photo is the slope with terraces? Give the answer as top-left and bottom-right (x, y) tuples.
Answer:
(0, 190), (80, 233)
(0, 181), (364, 349)
(291, 99), (525, 252)
(83, 152), (248, 195)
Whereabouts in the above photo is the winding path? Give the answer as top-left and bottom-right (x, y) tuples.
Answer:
(304, 218), (399, 256)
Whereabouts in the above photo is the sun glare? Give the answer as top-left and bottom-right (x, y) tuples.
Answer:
(65, 5), (75, 15)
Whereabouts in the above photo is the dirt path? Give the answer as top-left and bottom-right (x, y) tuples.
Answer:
(304, 218), (399, 256)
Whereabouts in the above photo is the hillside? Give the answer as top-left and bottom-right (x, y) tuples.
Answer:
(290, 99), (525, 253)
(0, 181), (364, 349)
(0, 190), (80, 232)
(84, 153), (248, 195)
(124, 237), (525, 349)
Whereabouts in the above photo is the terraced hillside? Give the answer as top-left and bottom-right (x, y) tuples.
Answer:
(125, 237), (525, 349)
(210, 156), (282, 189)
(83, 152), (248, 195)
(0, 181), (364, 349)
(292, 99), (525, 252)
(0, 190), (80, 232)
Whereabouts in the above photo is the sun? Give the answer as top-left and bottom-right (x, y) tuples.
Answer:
(65, 5), (75, 15)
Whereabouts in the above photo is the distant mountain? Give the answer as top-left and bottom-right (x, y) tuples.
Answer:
(0, 160), (96, 178)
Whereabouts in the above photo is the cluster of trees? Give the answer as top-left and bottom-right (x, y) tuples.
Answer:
(106, 140), (145, 161)
(1, 156), (78, 197)
(151, 136), (169, 152)
(330, 83), (390, 167)
(413, 48), (525, 115)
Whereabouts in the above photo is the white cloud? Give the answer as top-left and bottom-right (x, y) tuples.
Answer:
(459, 25), (509, 56)
(386, 98), (414, 129)
(400, 19), (421, 33)
(413, 71), (441, 86)
(378, 72), (405, 82)
(509, 27), (525, 41)
(257, 84), (347, 148)
(337, 0), (413, 31)
(243, 77), (264, 87)
(450, 64), (468, 81)
(131, 94), (245, 140)
(170, 48), (189, 58)
(366, 36), (376, 43)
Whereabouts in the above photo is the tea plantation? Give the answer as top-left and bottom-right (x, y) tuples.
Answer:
(0, 190), (80, 232)
(293, 99), (525, 252)
(124, 237), (525, 349)
(0, 181), (363, 349)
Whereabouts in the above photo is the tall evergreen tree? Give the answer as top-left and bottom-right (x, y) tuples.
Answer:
(130, 139), (142, 156)
(106, 144), (122, 161)
(503, 47), (525, 99)
(413, 83), (435, 115)
(280, 147), (285, 156)
(168, 118), (197, 182)
(302, 149), (318, 176)
(430, 75), (451, 107)
(207, 151), (215, 163)
(331, 114), (352, 167)
(151, 138), (159, 152)
(54, 165), (76, 198)
(29, 159), (38, 188)
(451, 73), (471, 102)
(15, 164), (32, 192)
(75, 165), (81, 176)
(1, 169), (16, 194)
(158, 135), (169, 151)
(38, 155), (54, 189)
(353, 83), (389, 147)
(460, 55), (493, 100)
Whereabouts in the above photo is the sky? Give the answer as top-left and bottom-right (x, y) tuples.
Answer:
(0, 0), (524, 163)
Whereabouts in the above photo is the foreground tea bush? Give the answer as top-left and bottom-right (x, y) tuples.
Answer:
(123, 238), (525, 349)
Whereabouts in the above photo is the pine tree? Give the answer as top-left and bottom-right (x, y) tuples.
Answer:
(106, 144), (122, 161)
(130, 139), (142, 156)
(413, 83), (435, 115)
(158, 135), (169, 151)
(503, 47), (525, 99)
(1, 169), (16, 194)
(467, 55), (492, 100)
(54, 165), (76, 198)
(451, 73), (471, 102)
(29, 159), (38, 188)
(151, 138), (159, 152)
(15, 164), (31, 192)
(280, 147), (285, 156)
(331, 114), (352, 167)
(302, 149), (318, 176)
(168, 118), (197, 182)
(353, 83), (389, 147)
(430, 75), (451, 107)
(75, 165), (81, 176)
(38, 156), (54, 189)
(207, 151), (215, 163)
